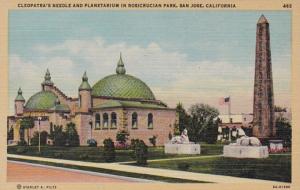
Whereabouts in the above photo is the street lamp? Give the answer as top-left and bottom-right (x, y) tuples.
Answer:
(37, 116), (42, 153)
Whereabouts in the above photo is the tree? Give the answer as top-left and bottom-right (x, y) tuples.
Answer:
(276, 116), (292, 147)
(20, 117), (35, 145)
(187, 103), (219, 143)
(274, 106), (287, 112)
(65, 122), (80, 147)
(103, 138), (116, 162)
(175, 102), (190, 135)
(135, 140), (148, 165)
(50, 125), (66, 146)
(31, 131), (48, 146)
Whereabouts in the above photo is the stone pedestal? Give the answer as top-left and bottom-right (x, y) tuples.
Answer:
(164, 143), (201, 154)
(223, 145), (269, 158)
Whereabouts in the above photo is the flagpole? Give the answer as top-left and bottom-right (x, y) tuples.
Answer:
(228, 96), (231, 142)
(229, 96), (231, 117)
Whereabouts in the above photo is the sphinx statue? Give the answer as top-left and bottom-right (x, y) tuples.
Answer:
(231, 128), (261, 146)
(165, 128), (200, 154)
(223, 127), (268, 158)
(170, 128), (190, 144)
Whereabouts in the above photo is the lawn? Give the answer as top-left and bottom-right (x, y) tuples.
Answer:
(145, 154), (291, 182)
(8, 144), (290, 182)
(7, 143), (223, 163)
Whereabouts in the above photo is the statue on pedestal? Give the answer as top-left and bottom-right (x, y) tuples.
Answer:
(170, 128), (190, 144)
(231, 128), (262, 146)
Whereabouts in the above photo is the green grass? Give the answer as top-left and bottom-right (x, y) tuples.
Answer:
(8, 157), (208, 183)
(7, 144), (223, 163)
(146, 154), (291, 182)
(8, 144), (290, 182)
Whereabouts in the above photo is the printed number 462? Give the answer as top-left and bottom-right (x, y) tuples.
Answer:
(283, 4), (292, 8)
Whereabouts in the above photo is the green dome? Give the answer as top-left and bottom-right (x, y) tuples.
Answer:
(25, 91), (57, 110)
(92, 74), (155, 100)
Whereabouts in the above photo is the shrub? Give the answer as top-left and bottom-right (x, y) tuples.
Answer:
(17, 140), (27, 146)
(51, 125), (66, 146)
(276, 116), (292, 147)
(53, 152), (63, 158)
(103, 138), (116, 162)
(130, 139), (139, 159)
(116, 130), (129, 146)
(87, 139), (97, 147)
(65, 122), (80, 147)
(79, 153), (89, 160)
(130, 139), (139, 150)
(16, 146), (27, 154)
(135, 140), (148, 165)
(168, 132), (173, 140)
(177, 162), (190, 171)
(31, 131), (48, 146)
(149, 135), (157, 147)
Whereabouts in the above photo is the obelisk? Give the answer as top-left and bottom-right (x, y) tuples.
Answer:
(252, 15), (276, 138)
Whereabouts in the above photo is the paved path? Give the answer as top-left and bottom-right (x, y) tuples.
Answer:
(8, 154), (288, 184)
(7, 160), (152, 183)
(119, 154), (222, 164)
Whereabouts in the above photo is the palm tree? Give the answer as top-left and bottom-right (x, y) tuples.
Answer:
(20, 117), (35, 145)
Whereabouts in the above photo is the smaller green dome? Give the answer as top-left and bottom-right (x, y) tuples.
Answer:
(25, 91), (57, 110)
(50, 97), (70, 112)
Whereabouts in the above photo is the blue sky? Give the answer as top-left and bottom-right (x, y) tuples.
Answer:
(8, 10), (291, 114)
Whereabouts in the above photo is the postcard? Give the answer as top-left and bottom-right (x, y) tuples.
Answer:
(0, 0), (299, 190)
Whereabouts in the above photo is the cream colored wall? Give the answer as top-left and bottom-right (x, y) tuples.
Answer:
(9, 104), (176, 146)
(91, 108), (176, 146)
(79, 90), (91, 112)
(74, 113), (92, 145)
(14, 100), (24, 115)
(126, 108), (176, 146)
(91, 108), (124, 129)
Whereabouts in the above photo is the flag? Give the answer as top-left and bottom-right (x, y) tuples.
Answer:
(219, 97), (230, 105)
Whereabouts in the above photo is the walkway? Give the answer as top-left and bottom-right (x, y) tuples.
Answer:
(8, 160), (152, 183)
(7, 154), (288, 184)
(119, 154), (222, 164)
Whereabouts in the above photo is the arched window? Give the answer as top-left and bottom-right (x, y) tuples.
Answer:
(132, 112), (138, 129)
(148, 113), (153, 129)
(111, 112), (117, 128)
(103, 113), (109, 128)
(95, 113), (100, 129)
(79, 94), (82, 107)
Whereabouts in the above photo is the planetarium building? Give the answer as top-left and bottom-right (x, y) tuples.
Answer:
(7, 55), (177, 146)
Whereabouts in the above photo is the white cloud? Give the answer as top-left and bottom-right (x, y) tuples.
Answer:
(9, 37), (290, 114)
